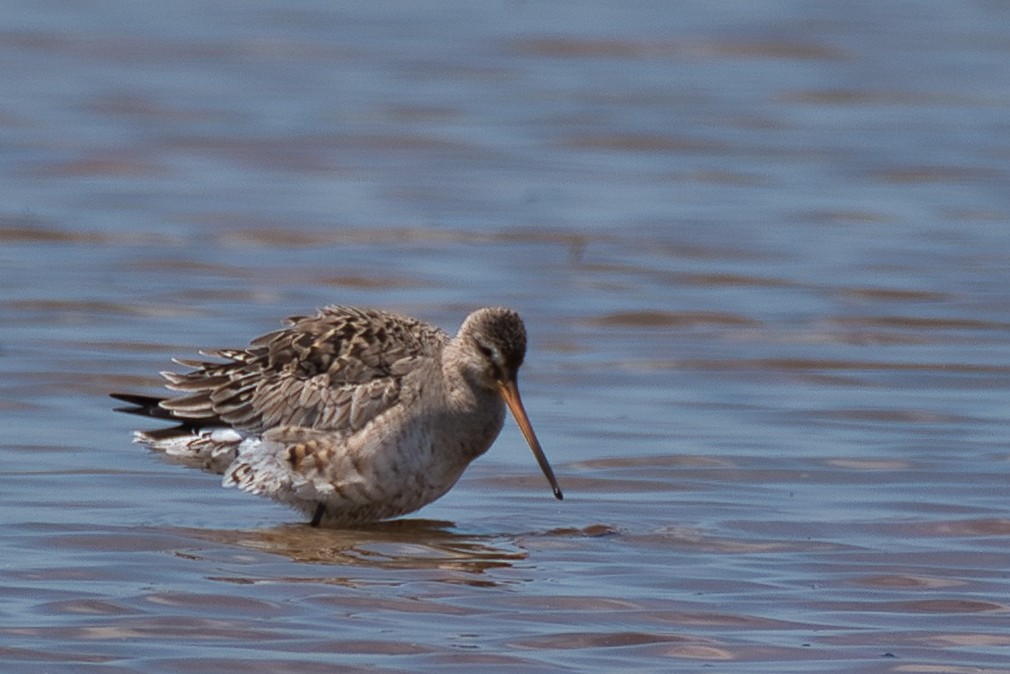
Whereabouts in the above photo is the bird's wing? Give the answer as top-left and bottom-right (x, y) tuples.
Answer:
(156, 306), (447, 435)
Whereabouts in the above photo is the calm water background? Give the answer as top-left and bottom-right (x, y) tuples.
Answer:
(2, 1), (1010, 672)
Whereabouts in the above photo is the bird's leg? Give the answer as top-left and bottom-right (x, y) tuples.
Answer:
(310, 502), (326, 527)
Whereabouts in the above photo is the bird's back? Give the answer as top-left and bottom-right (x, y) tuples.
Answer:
(156, 305), (448, 436)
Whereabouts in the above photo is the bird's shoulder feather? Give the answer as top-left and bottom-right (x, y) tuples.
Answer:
(159, 305), (448, 433)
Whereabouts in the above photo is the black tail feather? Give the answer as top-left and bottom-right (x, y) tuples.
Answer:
(110, 392), (174, 419)
(110, 392), (210, 434)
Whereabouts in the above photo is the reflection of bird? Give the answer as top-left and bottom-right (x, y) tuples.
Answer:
(199, 519), (528, 573)
(112, 305), (562, 527)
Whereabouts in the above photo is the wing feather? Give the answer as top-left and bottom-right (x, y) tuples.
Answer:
(156, 305), (447, 434)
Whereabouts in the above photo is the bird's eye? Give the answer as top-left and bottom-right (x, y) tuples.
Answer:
(477, 344), (494, 359)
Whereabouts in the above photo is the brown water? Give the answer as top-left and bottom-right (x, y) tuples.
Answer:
(2, 1), (1010, 672)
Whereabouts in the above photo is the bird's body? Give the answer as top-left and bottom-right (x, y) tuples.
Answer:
(112, 306), (562, 526)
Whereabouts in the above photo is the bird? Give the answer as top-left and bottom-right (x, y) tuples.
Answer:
(111, 305), (563, 527)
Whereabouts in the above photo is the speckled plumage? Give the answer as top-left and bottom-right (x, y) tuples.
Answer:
(112, 305), (562, 527)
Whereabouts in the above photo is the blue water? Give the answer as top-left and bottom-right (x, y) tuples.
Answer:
(2, 1), (1010, 672)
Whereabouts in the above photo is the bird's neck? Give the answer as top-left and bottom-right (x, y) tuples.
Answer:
(440, 341), (499, 415)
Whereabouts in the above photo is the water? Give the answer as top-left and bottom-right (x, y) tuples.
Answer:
(2, 1), (1010, 672)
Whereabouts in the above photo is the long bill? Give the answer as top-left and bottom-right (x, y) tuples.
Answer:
(498, 379), (563, 500)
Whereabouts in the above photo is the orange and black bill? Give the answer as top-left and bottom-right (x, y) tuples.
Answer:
(498, 379), (563, 500)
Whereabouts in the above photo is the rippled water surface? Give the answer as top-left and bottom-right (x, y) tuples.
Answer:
(3, 1), (1010, 672)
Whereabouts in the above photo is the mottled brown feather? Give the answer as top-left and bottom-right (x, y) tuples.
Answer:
(159, 306), (447, 434)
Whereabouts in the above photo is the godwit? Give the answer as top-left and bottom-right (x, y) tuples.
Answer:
(112, 306), (562, 526)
